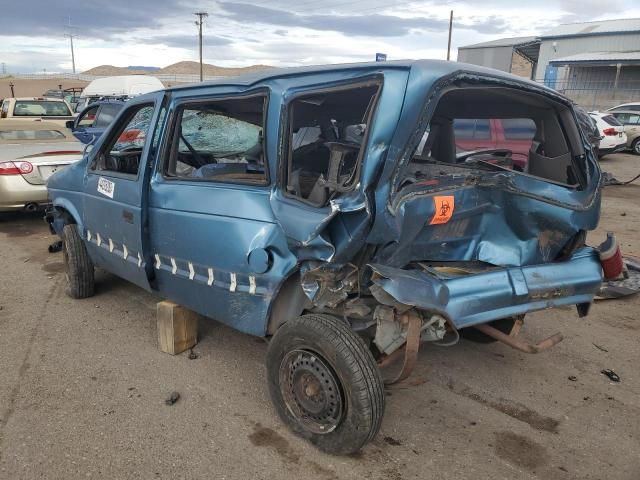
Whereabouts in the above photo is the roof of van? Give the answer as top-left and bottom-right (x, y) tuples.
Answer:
(81, 75), (164, 98)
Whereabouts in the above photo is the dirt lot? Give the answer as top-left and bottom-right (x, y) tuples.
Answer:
(0, 153), (639, 479)
(0, 79), (89, 99)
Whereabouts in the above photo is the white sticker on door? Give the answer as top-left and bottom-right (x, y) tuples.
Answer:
(97, 176), (115, 198)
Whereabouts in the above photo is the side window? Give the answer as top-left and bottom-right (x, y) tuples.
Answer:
(91, 104), (155, 176)
(502, 118), (536, 140)
(453, 119), (474, 140)
(78, 106), (99, 127)
(474, 119), (491, 139)
(94, 104), (120, 128)
(286, 83), (380, 205)
(165, 94), (266, 184)
(628, 114), (640, 125)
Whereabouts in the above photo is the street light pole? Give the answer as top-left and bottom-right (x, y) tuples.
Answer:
(194, 12), (208, 82)
(446, 10), (453, 61)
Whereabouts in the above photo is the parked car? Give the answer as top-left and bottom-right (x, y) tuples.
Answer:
(0, 97), (75, 126)
(67, 99), (125, 144)
(75, 75), (163, 112)
(607, 102), (640, 113)
(574, 106), (601, 155)
(0, 120), (82, 211)
(589, 112), (627, 157)
(46, 60), (605, 455)
(608, 110), (640, 155)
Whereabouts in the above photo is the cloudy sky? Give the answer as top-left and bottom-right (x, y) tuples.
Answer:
(1, 0), (639, 73)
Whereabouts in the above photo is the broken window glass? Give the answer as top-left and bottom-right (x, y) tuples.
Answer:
(165, 94), (267, 185)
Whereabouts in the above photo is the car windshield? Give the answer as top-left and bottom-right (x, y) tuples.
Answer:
(13, 101), (71, 117)
(0, 129), (67, 141)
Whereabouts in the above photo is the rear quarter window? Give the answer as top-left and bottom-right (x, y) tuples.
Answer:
(602, 115), (622, 126)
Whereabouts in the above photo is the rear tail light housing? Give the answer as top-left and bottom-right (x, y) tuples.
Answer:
(0, 161), (33, 175)
(602, 127), (618, 136)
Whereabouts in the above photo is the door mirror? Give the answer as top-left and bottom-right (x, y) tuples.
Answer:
(65, 120), (75, 129)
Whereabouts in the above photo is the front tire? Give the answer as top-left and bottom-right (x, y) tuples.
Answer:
(632, 138), (640, 156)
(62, 224), (95, 299)
(266, 314), (384, 455)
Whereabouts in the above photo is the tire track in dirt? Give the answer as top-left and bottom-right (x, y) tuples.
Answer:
(0, 277), (61, 462)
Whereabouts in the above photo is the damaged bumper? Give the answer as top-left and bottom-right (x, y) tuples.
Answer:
(370, 247), (603, 329)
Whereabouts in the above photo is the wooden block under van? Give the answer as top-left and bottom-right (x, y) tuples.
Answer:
(157, 300), (198, 355)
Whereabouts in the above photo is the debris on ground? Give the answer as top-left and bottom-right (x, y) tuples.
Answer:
(188, 349), (198, 360)
(602, 171), (640, 186)
(568, 375), (578, 382)
(165, 391), (181, 406)
(48, 240), (63, 253)
(593, 343), (608, 353)
(600, 369), (621, 383)
(595, 256), (640, 300)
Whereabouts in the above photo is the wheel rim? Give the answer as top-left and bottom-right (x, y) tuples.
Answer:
(634, 141), (640, 154)
(279, 349), (344, 434)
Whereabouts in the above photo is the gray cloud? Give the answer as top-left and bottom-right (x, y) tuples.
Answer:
(0, 0), (181, 39)
(133, 34), (232, 49)
(217, 2), (511, 37)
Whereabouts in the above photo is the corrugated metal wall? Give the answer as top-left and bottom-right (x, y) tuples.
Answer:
(457, 46), (514, 72)
(536, 33), (640, 79)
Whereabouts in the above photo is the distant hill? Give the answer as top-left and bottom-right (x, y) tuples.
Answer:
(158, 61), (275, 77)
(82, 65), (150, 75)
(83, 62), (275, 77)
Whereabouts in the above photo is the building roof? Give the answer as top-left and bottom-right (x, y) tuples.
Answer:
(458, 36), (538, 50)
(541, 18), (640, 39)
(550, 50), (640, 66)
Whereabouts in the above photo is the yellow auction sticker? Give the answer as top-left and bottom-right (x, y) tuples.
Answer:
(429, 195), (455, 225)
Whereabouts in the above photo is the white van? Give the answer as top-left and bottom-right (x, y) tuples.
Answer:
(75, 76), (164, 112)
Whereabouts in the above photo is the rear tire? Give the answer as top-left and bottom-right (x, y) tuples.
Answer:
(62, 224), (95, 299)
(632, 138), (640, 156)
(266, 314), (384, 455)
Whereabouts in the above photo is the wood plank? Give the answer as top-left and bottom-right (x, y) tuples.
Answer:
(157, 300), (198, 355)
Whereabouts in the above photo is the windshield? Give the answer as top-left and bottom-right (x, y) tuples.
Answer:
(13, 101), (71, 117)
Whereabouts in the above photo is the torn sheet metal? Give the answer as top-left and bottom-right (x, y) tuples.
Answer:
(596, 256), (640, 300)
(369, 247), (603, 329)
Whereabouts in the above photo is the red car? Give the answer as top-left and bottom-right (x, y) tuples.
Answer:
(454, 118), (536, 171)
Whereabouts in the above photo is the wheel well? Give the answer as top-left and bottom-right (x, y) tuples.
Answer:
(266, 271), (310, 335)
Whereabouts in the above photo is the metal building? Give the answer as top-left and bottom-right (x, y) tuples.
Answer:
(457, 18), (640, 110)
(457, 36), (540, 79)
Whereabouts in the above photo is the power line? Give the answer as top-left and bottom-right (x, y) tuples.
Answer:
(194, 12), (208, 81)
(63, 16), (77, 74)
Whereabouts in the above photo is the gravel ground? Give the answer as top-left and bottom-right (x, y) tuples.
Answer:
(0, 153), (639, 480)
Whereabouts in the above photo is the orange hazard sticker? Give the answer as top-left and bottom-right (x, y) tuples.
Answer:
(429, 196), (455, 225)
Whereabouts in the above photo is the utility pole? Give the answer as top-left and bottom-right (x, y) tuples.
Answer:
(194, 12), (208, 82)
(446, 10), (453, 61)
(64, 17), (77, 73)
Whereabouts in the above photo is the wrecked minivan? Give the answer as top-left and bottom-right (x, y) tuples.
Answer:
(46, 60), (604, 454)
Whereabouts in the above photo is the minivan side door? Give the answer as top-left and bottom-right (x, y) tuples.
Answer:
(81, 94), (164, 291)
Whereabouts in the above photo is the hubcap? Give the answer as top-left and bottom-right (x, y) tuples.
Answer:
(279, 349), (344, 434)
